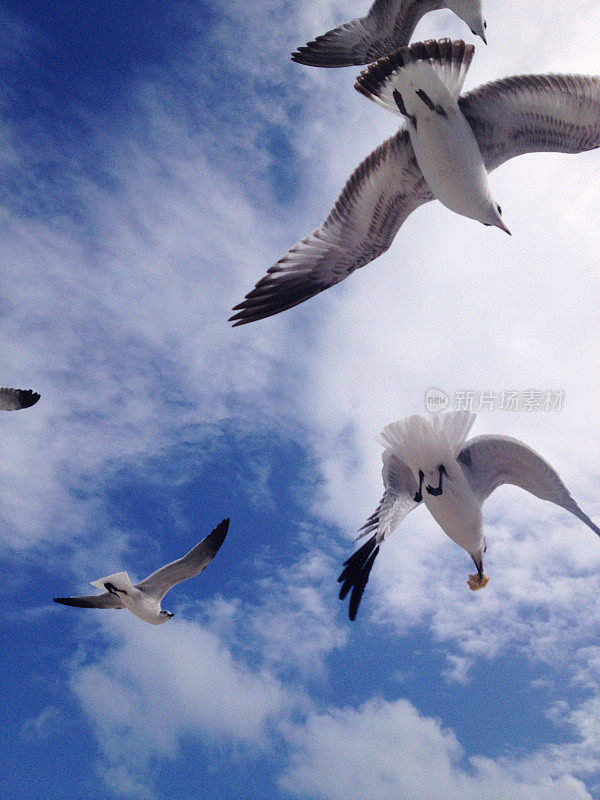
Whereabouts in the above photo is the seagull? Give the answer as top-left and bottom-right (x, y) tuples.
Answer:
(230, 39), (600, 325)
(0, 387), (40, 410)
(338, 412), (600, 620)
(54, 518), (229, 625)
(292, 0), (487, 68)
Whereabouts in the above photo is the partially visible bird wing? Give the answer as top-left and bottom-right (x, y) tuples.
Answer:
(230, 130), (432, 325)
(53, 592), (124, 609)
(458, 434), (600, 536)
(136, 518), (229, 600)
(339, 450), (420, 620)
(357, 449), (421, 542)
(0, 387), (41, 410)
(291, 0), (443, 68)
(459, 74), (600, 172)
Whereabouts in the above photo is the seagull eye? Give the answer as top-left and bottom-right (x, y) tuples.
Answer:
(484, 20), (487, 29)
(497, 204), (502, 215)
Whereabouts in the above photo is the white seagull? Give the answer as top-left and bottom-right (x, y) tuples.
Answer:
(54, 518), (229, 625)
(0, 387), (40, 410)
(292, 0), (487, 68)
(231, 39), (600, 325)
(338, 412), (600, 620)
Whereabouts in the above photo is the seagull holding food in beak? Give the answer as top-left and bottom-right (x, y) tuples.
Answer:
(338, 412), (600, 620)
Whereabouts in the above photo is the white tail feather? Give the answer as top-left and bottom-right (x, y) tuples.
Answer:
(90, 571), (133, 592)
(376, 411), (476, 471)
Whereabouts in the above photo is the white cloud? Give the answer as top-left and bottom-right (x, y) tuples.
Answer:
(72, 615), (294, 798)
(281, 697), (594, 800)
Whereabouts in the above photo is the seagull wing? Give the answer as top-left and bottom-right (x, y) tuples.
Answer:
(291, 0), (443, 68)
(0, 387), (41, 410)
(339, 450), (420, 620)
(458, 434), (600, 536)
(230, 130), (432, 325)
(459, 74), (600, 172)
(357, 449), (421, 542)
(136, 518), (229, 600)
(53, 592), (124, 609)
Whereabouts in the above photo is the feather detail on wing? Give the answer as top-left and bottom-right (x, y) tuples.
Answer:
(291, 0), (443, 68)
(53, 593), (124, 609)
(230, 130), (432, 325)
(356, 38), (474, 114)
(0, 387), (41, 410)
(357, 450), (420, 542)
(136, 518), (229, 600)
(460, 73), (600, 172)
(458, 435), (600, 535)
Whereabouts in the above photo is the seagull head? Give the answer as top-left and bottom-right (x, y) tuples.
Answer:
(448, 0), (488, 44)
(158, 610), (175, 623)
(480, 199), (511, 235)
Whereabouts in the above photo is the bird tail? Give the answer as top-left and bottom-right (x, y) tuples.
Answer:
(90, 571), (133, 592)
(355, 38), (474, 117)
(376, 411), (476, 470)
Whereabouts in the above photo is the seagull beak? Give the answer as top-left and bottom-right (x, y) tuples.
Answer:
(496, 219), (511, 236)
(481, 32), (487, 45)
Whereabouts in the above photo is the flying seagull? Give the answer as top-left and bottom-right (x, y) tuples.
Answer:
(338, 412), (600, 620)
(230, 39), (600, 325)
(54, 518), (229, 625)
(0, 387), (40, 410)
(292, 0), (487, 68)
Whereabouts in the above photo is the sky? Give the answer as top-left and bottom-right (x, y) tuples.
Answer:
(2, 0), (600, 798)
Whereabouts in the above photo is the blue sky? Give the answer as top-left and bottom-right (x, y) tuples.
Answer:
(2, 0), (600, 798)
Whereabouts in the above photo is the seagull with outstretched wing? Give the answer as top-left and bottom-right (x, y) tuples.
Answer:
(231, 39), (600, 325)
(54, 519), (229, 625)
(339, 412), (599, 619)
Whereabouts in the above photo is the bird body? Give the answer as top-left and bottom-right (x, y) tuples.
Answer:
(54, 519), (229, 625)
(338, 412), (600, 619)
(377, 411), (485, 564)
(388, 50), (508, 229)
(89, 571), (167, 625)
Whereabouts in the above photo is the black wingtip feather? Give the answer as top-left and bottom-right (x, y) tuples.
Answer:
(18, 390), (41, 408)
(338, 535), (380, 620)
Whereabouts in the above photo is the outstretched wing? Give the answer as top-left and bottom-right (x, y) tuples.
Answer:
(339, 450), (421, 620)
(136, 518), (229, 600)
(0, 387), (40, 410)
(458, 434), (600, 536)
(53, 593), (124, 609)
(459, 74), (600, 172)
(291, 0), (443, 68)
(230, 130), (432, 325)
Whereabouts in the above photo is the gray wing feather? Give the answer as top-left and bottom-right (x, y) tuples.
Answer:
(53, 593), (124, 609)
(458, 435), (600, 536)
(230, 131), (432, 325)
(460, 74), (600, 172)
(0, 387), (41, 410)
(291, 0), (443, 67)
(136, 518), (229, 600)
(358, 449), (421, 543)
